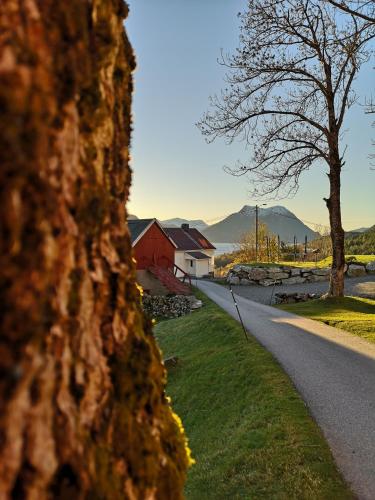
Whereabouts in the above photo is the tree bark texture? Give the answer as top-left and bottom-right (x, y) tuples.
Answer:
(0, 1), (189, 499)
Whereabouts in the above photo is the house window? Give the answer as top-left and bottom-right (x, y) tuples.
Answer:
(190, 260), (193, 267)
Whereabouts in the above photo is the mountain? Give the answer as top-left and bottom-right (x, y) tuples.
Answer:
(202, 205), (318, 243)
(161, 218), (209, 231)
(345, 227), (369, 238)
(128, 214), (138, 220)
(345, 225), (375, 254)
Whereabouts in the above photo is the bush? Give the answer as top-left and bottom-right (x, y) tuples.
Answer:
(215, 250), (241, 268)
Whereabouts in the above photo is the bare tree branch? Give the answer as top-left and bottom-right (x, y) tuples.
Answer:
(325, 0), (375, 23)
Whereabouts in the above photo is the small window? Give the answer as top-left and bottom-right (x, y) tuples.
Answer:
(190, 260), (193, 267)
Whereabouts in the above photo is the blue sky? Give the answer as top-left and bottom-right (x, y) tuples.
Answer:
(126, 0), (375, 230)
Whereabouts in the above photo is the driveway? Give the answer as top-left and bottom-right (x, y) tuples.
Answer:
(229, 274), (375, 305)
(197, 280), (375, 500)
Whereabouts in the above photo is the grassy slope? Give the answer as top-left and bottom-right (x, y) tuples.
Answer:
(216, 255), (375, 276)
(345, 226), (375, 254)
(289, 255), (375, 268)
(279, 296), (375, 344)
(237, 255), (375, 268)
(155, 291), (352, 499)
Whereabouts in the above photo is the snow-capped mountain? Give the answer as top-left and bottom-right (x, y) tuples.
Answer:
(203, 205), (318, 243)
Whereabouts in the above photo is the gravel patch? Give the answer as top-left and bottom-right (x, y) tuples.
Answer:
(227, 274), (375, 305)
(352, 282), (375, 299)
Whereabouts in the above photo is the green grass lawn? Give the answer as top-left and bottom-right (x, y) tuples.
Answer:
(215, 255), (375, 277)
(290, 255), (375, 268)
(155, 291), (352, 499)
(278, 296), (375, 344)
(235, 255), (375, 269)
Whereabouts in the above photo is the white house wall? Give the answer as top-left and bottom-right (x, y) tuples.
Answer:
(195, 259), (210, 277)
(173, 249), (215, 278)
(174, 251), (188, 277)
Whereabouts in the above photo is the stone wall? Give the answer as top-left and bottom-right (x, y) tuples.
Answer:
(143, 295), (202, 319)
(0, 2), (189, 498)
(227, 261), (375, 287)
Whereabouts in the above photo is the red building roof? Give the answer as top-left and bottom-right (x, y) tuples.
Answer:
(164, 227), (215, 251)
(185, 228), (215, 250)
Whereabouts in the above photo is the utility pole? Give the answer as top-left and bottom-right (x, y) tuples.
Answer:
(255, 203), (267, 262)
(255, 205), (259, 262)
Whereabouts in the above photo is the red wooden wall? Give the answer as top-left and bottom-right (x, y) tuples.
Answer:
(134, 222), (175, 270)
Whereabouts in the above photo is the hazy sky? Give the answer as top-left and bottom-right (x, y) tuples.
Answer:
(126, 0), (375, 230)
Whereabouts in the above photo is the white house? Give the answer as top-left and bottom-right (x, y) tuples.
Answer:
(164, 224), (215, 278)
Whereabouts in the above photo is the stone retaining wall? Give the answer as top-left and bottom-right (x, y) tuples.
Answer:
(143, 295), (202, 318)
(227, 261), (375, 287)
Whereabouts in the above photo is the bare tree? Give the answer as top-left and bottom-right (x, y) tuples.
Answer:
(238, 222), (279, 262)
(198, 0), (374, 296)
(309, 225), (333, 258)
(326, 1), (375, 142)
(326, 1), (375, 23)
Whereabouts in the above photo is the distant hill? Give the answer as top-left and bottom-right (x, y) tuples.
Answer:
(345, 225), (375, 254)
(161, 218), (208, 231)
(202, 205), (318, 243)
(128, 214), (138, 220)
(345, 227), (370, 238)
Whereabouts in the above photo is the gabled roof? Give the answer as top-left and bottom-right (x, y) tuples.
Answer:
(186, 251), (211, 260)
(185, 228), (216, 250)
(128, 219), (154, 244)
(164, 227), (200, 250)
(164, 227), (216, 251)
(128, 219), (177, 247)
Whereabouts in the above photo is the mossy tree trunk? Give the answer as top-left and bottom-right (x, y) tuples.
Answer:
(0, 1), (189, 498)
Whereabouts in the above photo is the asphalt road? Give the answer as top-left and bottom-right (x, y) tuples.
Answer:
(230, 274), (375, 305)
(197, 280), (375, 500)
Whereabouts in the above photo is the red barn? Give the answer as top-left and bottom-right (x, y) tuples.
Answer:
(128, 219), (191, 295)
(129, 218), (175, 269)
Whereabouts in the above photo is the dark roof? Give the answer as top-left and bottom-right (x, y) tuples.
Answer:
(185, 228), (216, 250)
(164, 227), (215, 251)
(128, 219), (153, 244)
(186, 251), (211, 260)
(164, 228), (200, 250)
